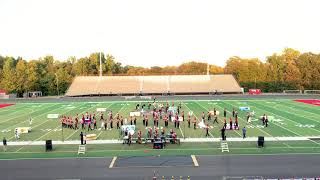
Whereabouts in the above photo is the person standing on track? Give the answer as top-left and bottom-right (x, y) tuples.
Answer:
(224, 108), (227, 118)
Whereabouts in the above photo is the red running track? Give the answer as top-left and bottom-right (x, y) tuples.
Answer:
(294, 99), (320, 106)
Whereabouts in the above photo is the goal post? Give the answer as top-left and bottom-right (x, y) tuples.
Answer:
(283, 90), (302, 94)
(304, 90), (320, 94)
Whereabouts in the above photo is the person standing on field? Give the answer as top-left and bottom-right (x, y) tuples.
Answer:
(15, 129), (19, 139)
(80, 132), (84, 145)
(242, 127), (247, 139)
(3, 137), (7, 152)
(29, 117), (32, 126)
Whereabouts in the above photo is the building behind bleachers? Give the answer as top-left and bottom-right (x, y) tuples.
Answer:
(65, 74), (242, 96)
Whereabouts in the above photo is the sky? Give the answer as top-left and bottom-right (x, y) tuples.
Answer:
(0, 0), (320, 67)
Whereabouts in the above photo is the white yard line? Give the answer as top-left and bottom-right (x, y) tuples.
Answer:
(252, 101), (320, 135)
(14, 103), (89, 152)
(0, 103), (58, 124)
(222, 101), (292, 148)
(95, 103), (129, 140)
(195, 101), (242, 137)
(66, 103), (114, 141)
(254, 100), (320, 125)
(283, 101), (320, 117)
(6, 105), (65, 140)
(245, 101), (320, 145)
(0, 103), (31, 115)
(179, 126), (185, 139)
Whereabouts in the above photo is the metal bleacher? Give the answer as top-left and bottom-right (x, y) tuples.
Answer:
(65, 74), (242, 96)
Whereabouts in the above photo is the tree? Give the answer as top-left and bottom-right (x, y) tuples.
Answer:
(15, 59), (27, 95)
(105, 54), (116, 75)
(26, 60), (40, 91)
(177, 61), (207, 74)
(1, 57), (16, 93)
(209, 65), (224, 74)
(73, 57), (91, 75)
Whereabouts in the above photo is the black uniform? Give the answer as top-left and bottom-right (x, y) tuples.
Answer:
(80, 132), (84, 145)
(213, 116), (219, 124)
(221, 128), (226, 140)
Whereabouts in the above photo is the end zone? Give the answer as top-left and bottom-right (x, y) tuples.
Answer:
(0, 104), (14, 108)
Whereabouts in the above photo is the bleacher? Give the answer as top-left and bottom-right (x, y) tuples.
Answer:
(142, 76), (168, 94)
(65, 75), (242, 96)
(97, 76), (141, 95)
(169, 75), (212, 94)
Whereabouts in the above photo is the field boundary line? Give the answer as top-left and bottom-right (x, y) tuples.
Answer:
(7, 136), (320, 146)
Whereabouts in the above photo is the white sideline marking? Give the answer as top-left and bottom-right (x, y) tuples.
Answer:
(109, 156), (117, 168)
(6, 136), (320, 146)
(191, 155), (199, 167)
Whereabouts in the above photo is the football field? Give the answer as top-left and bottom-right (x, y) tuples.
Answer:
(1, 98), (320, 159)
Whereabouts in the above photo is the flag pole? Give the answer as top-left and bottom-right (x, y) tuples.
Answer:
(99, 52), (102, 77)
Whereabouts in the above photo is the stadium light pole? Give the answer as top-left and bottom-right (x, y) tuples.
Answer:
(99, 52), (102, 77)
(55, 73), (59, 96)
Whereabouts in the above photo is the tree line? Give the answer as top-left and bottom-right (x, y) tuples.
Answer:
(0, 48), (319, 96)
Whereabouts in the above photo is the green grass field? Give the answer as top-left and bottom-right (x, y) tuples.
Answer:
(1, 98), (320, 159)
